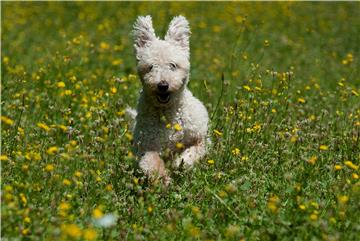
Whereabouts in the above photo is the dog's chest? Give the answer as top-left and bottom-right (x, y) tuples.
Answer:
(159, 113), (191, 149)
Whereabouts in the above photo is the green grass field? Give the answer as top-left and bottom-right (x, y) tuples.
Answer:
(1, 2), (360, 240)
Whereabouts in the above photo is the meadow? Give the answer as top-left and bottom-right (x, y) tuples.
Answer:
(1, 2), (360, 240)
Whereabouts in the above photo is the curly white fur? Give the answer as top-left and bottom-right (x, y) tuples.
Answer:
(132, 15), (209, 182)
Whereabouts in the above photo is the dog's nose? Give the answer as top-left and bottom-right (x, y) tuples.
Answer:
(157, 81), (169, 93)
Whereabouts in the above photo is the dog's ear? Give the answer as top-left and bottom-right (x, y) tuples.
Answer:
(165, 16), (191, 53)
(133, 15), (156, 50)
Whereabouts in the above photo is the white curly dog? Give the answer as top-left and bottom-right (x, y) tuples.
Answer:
(131, 15), (209, 182)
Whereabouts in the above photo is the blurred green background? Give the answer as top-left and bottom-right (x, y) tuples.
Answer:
(2, 2), (360, 241)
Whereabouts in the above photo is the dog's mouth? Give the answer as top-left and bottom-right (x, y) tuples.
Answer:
(156, 92), (170, 104)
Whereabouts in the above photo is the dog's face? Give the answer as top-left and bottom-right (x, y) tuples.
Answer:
(133, 16), (191, 106)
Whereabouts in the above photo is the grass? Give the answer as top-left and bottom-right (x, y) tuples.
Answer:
(1, 2), (360, 241)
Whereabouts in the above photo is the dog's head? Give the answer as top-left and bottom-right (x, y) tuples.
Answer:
(133, 15), (191, 106)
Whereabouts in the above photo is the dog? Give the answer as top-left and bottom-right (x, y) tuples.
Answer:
(132, 15), (209, 183)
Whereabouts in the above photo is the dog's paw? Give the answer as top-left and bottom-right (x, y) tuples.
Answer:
(173, 156), (195, 170)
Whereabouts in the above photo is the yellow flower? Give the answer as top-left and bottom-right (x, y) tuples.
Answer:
(264, 39), (270, 47)
(45, 164), (54, 172)
(22, 228), (30, 235)
(212, 25), (221, 33)
(243, 85), (251, 91)
(252, 123), (261, 132)
(92, 208), (103, 219)
(319, 145), (328, 151)
(310, 213), (318, 221)
(74, 171), (82, 177)
(231, 148), (240, 156)
(57, 81), (66, 88)
(173, 123), (182, 131)
(60, 153), (71, 160)
(18, 127), (24, 135)
(83, 229), (97, 241)
(329, 217), (336, 224)
(1, 116), (14, 125)
(299, 204), (306, 210)
(128, 74), (137, 80)
(334, 165), (342, 170)
(297, 98), (305, 104)
(307, 156), (317, 165)
(110, 87), (117, 94)
(3, 56), (9, 64)
(63, 179), (71, 186)
(309, 115), (316, 121)
(69, 140), (77, 146)
(4, 185), (13, 192)
(22, 164), (29, 172)
(309, 202), (318, 210)
(111, 59), (123, 66)
(213, 129), (223, 137)
(32, 152), (41, 161)
(342, 53), (353, 65)
(85, 111), (92, 119)
(207, 159), (215, 165)
(46, 146), (58, 155)
(125, 133), (133, 141)
(147, 206), (153, 213)
(23, 152), (31, 161)
(116, 110), (125, 116)
(338, 195), (349, 204)
(352, 173), (359, 179)
(99, 42), (110, 50)
(24, 217), (31, 223)
(127, 151), (134, 158)
(290, 135), (298, 143)
(241, 155), (249, 161)
(102, 126), (109, 134)
(106, 184), (113, 191)
(191, 206), (200, 216)
(188, 226), (201, 238)
(175, 142), (184, 149)
(235, 15), (245, 23)
(61, 224), (82, 238)
(57, 125), (68, 132)
(59, 202), (71, 211)
(165, 123), (171, 129)
(20, 193), (27, 206)
(267, 195), (280, 213)
(0, 155), (9, 161)
(344, 161), (358, 170)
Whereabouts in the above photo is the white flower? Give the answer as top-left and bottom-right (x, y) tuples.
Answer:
(93, 214), (117, 228)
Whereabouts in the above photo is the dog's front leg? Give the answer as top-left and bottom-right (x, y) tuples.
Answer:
(173, 142), (206, 169)
(139, 151), (170, 183)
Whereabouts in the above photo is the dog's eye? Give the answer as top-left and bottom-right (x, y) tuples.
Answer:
(148, 65), (153, 72)
(169, 63), (177, 71)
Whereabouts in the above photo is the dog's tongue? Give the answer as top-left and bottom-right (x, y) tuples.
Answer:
(157, 93), (170, 103)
